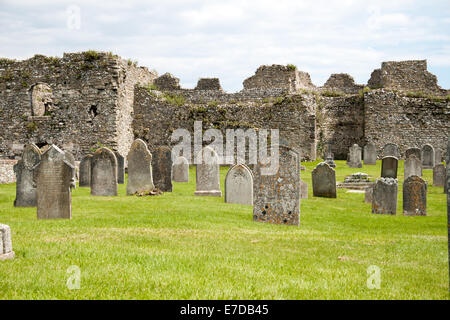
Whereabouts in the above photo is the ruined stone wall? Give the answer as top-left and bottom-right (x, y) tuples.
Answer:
(0, 160), (17, 184)
(321, 73), (364, 94)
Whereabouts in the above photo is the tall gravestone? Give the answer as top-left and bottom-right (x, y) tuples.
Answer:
(422, 144), (435, 169)
(312, 162), (337, 198)
(372, 178), (398, 215)
(381, 156), (398, 179)
(404, 155), (422, 180)
(152, 146), (173, 192)
(0, 224), (14, 261)
(114, 152), (125, 185)
(172, 156), (189, 182)
(194, 146), (222, 197)
(36, 145), (75, 219)
(363, 143), (377, 165)
(79, 154), (92, 187)
(405, 147), (421, 161)
(225, 164), (253, 205)
(91, 147), (118, 196)
(253, 145), (300, 225)
(347, 144), (362, 168)
(403, 175), (427, 216)
(13, 143), (41, 207)
(127, 139), (154, 195)
(382, 143), (400, 159)
(433, 164), (445, 187)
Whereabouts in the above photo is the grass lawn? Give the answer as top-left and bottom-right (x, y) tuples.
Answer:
(0, 160), (448, 300)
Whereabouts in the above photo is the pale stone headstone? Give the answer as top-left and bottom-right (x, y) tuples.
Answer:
(347, 144), (362, 168)
(194, 146), (222, 197)
(225, 164), (253, 205)
(114, 152), (125, 185)
(126, 139), (154, 195)
(90, 147), (118, 196)
(0, 224), (14, 261)
(13, 143), (41, 207)
(324, 141), (336, 168)
(363, 143), (377, 165)
(404, 155), (422, 180)
(364, 186), (373, 203)
(382, 143), (400, 158)
(64, 151), (77, 186)
(172, 156), (189, 182)
(403, 175), (427, 216)
(300, 180), (308, 199)
(405, 147), (421, 161)
(421, 144), (435, 169)
(152, 146), (173, 192)
(36, 145), (75, 219)
(433, 164), (445, 187)
(435, 149), (442, 166)
(381, 156), (398, 179)
(79, 154), (92, 187)
(372, 177), (398, 215)
(253, 145), (300, 225)
(312, 162), (337, 198)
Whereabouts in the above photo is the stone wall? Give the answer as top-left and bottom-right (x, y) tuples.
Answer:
(0, 160), (17, 184)
(321, 73), (364, 94)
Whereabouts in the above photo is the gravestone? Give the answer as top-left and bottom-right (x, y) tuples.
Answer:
(194, 146), (222, 197)
(382, 143), (400, 158)
(79, 154), (92, 187)
(225, 164), (253, 205)
(114, 152), (125, 185)
(90, 147), (118, 196)
(300, 180), (308, 199)
(152, 146), (173, 192)
(421, 144), (435, 169)
(372, 178), (398, 215)
(347, 144), (362, 168)
(253, 145), (300, 225)
(36, 145), (75, 219)
(363, 143), (377, 165)
(0, 224), (14, 261)
(13, 143), (41, 207)
(435, 149), (442, 166)
(403, 175), (427, 216)
(364, 186), (373, 203)
(381, 156), (398, 178)
(312, 162), (337, 198)
(446, 139), (450, 165)
(324, 141), (336, 168)
(126, 139), (154, 195)
(404, 155), (422, 180)
(433, 164), (445, 187)
(64, 151), (77, 187)
(405, 147), (421, 161)
(172, 156), (189, 182)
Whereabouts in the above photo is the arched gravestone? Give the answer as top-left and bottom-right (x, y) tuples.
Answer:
(372, 178), (398, 215)
(194, 146), (222, 197)
(403, 175), (427, 216)
(126, 139), (154, 195)
(382, 143), (400, 159)
(433, 164), (445, 187)
(253, 145), (300, 225)
(79, 154), (92, 187)
(13, 143), (41, 207)
(114, 152), (125, 185)
(421, 144), (435, 169)
(404, 155), (422, 180)
(312, 162), (337, 198)
(0, 224), (14, 261)
(363, 143), (377, 165)
(152, 146), (173, 192)
(36, 145), (75, 219)
(225, 164), (253, 205)
(347, 144), (362, 168)
(405, 147), (421, 161)
(30, 83), (53, 116)
(90, 147), (118, 196)
(381, 156), (398, 179)
(172, 156), (189, 182)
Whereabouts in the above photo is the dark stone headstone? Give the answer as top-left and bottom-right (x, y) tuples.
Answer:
(363, 143), (377, 165)
(172, 156), (189, 182)
(225, 164), (253, 205)
(114, 152), (125, 185)
(347, 144), (362, 168)
(403, 175), (427, 216)
(0, 224), (14, 261)
(152, 146), (173, 192)
(381, 156), (398, 178)
(405, 147), (421, 161)
(90, 147), (118, 196)
(312, 162), (337, 198)
(404, 155), (422, 180)
(421, 144), (435, 169)
(79, 154), (92, 187)
(126, 139), (154, 195)
(13, 143), (41, 207)
(194, 146), (222, 197)
(382, 143), (400, 158)
(433, 164), (445, 187)
(372, 178), (398, 215)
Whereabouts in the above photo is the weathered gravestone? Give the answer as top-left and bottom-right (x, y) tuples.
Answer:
(152, 146), (173, 192)
(300, 180), (308, 199)
(405, 147), (421, 161)
(422, 144), (435, 169)
(79, 154), (92, 187)
(0, 224), (14, 261)
(253, 145), (300, 225)
(194, 146), (222, 197)
(363, 143), (377, 165)
(114, 152), (125, 185)
(36, 145), (75, 219)
(372, 178), (398, 215)
(324, 141), (336, 168)
(90, 147), (118, 196)
(225, 164), (253, 205)
(64, 151), (77, 188)
(347, 144), (362, 168)
(312, 162), (337, 198)
(13, 143), (41, 207)
(126, 139), (154, 195)
(433, 164), (446, 187)
(382, 143), (400, 159)
(381, 156), (398, 178)
(404, 155), (422, 180)
(403, 175), (427, 216)
(364, 186), (373, 203)
(172, 156), (189, 182)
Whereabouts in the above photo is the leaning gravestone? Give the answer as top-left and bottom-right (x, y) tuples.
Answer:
(194, 146), (222, 197)
(253, 145), (300, 225)
(405, 147), (421, 161)
(404, 155), (422, 180)
(225, 164), (253, 205)
(13, 143), (41, 207)
(114, 152), (125, 185)
(372, 178), (398, 215)
(0, 224), (14, 260)
(172, 156), (189, 182)
(433, 164), (445, 187)
(152, 146), (173, 192)
(127, 139), (154, 195)
(347, 144), (362, 168)
(312, 162), (337, 198)
(422, 144), (435, 169)
(403, 175), (427, 216)
(300, 180), (308, 199)
(382, 143), (400, 158)
(363, 142), (377, 165)
(79, 154), (92, 187)
(36, 145), (75, 219)
(381, 156), (398, 178)
(90, 147), (118, 196)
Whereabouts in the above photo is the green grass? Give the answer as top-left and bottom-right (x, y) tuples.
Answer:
(0, 160), (448, 300)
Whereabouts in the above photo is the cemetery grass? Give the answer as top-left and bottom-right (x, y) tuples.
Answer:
(0, 160), (448, 300)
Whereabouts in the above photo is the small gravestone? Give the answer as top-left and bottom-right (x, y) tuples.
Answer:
(79, 154), (92, 187)
(433, 164), (445, 187)
(404, 155), (422, 180)
(194, 146), (222, 197)
(405, 147), (421, 161)
(382, 143), (400, 158)
(64, 151), (77, 187)
(152, 146), (173, 192)
(435, 149), (442, 166)
(347, 144), (362, 168)
(363, 143), (377, 165)
(253, 145), (300, 225)
(300, 180), (308, 199)
(114, 152), (125, 185)
(36, 145), (75, 219)
(225, 164), (253, 205)
(312, 162), (337, 198)
(403, 175), (427, 216)
(90, 147), (118, 196)
(421, 144), (435, 169)
(364, 186), (373, 203)
(14, 143), (41, 207)
(381, 156), (398, 178)
(172, 156), (189, 182)
(0, 224), (14, 261)
(127, 139), (154, 195)
(324, 141), (336, 168)
(372, 178), (398, 215)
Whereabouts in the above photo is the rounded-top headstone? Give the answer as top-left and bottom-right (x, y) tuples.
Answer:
(90, 147), (118, 196)
(126, 139), (154, 195)
(382, 143), (400, 159)
(225, 164), (253, 205)
(172, 156), (189, 183)
(405, 147), (421, 161)
(421, 144), (435, 169)
(311, 162), (337, 198)
(404, 155), (422, 180)
(381, 156), (398, 178)
(363, 142), (377, 165)
(14, 143), (41, 207)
